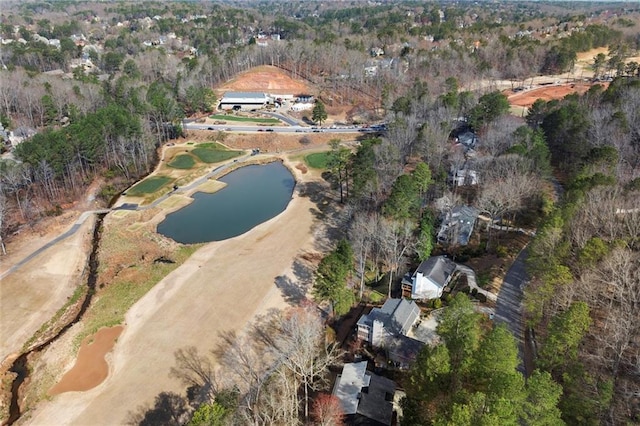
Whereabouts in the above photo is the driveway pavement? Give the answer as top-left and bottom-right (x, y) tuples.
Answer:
(494, 248), (529, 374)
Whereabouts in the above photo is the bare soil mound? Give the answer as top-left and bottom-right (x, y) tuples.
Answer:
(217, 65), (311, 95)
(507, 82), (602, 107)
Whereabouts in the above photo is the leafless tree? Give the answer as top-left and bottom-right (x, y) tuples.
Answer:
(376, 217), (416, 297)
(255, 306), (342, 421)
(349, 212), (378, 300)
(480, 115), (522, 157)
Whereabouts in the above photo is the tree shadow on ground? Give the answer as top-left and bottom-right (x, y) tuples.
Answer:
(275, 257), (315, 305)
(126, 391), (189, 426)
(297, 180), (350, 253)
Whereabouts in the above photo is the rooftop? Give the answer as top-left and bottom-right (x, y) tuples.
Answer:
(414, 256), (457, 288)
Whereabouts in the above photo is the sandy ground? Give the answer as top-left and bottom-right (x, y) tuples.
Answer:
(0, 215), (95, 370)
(21, 156), (325, 425)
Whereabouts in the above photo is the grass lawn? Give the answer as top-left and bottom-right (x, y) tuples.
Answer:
(209, 114), (280, 124)
(168, 154), (196, 169)
(305, 152), (330, 169)
(127, 176), (172, 195)
(192, 143), (242, 163)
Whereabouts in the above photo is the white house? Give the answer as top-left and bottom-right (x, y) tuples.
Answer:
(402, 256), (457, 300)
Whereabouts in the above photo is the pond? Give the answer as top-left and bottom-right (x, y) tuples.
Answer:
(157, 162), (295, 243)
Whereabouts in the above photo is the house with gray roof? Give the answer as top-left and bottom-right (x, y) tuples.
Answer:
(332, 361), (396, 425)
(401, 256), (457, 300)
(357, 298), (420, 347)
(437, 205), (479, 246)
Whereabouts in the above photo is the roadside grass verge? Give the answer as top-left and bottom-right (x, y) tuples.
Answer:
(192, 143), (243, 163)
(305, 152), (330, 169)
(168, 154), (196, 169)
(209, 114), (280, 124)
(127, 176), (173, 195)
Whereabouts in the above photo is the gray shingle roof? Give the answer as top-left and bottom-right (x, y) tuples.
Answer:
(437, 205), (479, 246)
(361, 298), (420, 337)
(414, 256), (457, 288)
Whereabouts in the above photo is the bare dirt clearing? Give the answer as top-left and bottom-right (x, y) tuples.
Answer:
(216, 65), (311, 95)
(507, 82), (600, 107)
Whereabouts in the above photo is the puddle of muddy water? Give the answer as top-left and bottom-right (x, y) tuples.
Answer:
(48, 325), (123, 395)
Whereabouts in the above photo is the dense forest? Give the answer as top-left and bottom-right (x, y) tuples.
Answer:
(0, 1), (638, 425)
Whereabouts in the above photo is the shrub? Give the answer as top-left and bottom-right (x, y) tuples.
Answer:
(475, 293), (487, 303)
(433, 299), (443, 309)
(495, 245), (508, 258)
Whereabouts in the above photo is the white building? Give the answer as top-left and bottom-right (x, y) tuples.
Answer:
(218, 92), (270, 110)
(402, 256), (457, 300)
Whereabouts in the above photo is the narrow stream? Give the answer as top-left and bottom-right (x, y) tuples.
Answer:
(4, 213), (105, 426)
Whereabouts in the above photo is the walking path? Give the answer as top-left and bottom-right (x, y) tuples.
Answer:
(455, 264), (497, 302)
(0, 210), (110, 281)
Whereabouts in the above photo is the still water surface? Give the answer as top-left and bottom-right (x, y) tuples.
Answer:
(157, 162), (295, 243)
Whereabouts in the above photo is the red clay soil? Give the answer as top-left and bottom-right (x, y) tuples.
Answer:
(507, 82), (603, 107)
(216, 65), (311, 95)
(49, 326), (123, 395)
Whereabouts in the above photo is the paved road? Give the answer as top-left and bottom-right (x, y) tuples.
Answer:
(0, 210), (110, 280)
(183, 122), (377, 134)
(494, 248), (529, 374)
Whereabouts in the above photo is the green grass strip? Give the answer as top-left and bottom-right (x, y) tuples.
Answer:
(209, 114), (279, 124)
(305, 152), (330, 169)
(168, 154), (196, 169)
(192, 147), (242, 163)
(128, 176), (173, 195)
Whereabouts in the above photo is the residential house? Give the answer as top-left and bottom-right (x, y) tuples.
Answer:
(450, 167), (478, 187)
(437, 205), (479, 246)
(333, 361), (396, 426)
(402, 256), (457, 300)
(357, 298), (420, 347)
